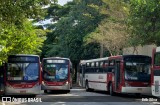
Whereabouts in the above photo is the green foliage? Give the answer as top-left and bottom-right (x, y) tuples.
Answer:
(128, 0), (160, 46)
(0, 20), (46, 62)
(0, 0), (50, 62)
(0, 0), (56, 25)
(41, 0), (107, 63)
(85, 0), (129, 56)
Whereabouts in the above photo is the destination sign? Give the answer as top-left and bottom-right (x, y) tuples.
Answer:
(45, 59), (68, 63)
(8, 56), (39, 62)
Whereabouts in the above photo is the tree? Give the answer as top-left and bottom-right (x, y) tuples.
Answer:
(128, 0), (160, 46)
(0, 0), (51, 62)
(0, 0), (57, 25)
(85, 0), (129, 56)
(41, 0), (108, 82)
(0, 20), (46, 61)
(42, 0), (107, 61)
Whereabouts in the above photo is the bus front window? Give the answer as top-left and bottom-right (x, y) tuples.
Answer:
(24, 63), (39, 81)
(125, 62), (150, 82)
(7, 63), (39, 81)
(43, 64), (68, 81)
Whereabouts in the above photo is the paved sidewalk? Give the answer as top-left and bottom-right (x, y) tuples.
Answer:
(72, 83), (84, 89)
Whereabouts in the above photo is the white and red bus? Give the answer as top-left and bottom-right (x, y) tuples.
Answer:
(79, 55), (152, 96)
(78, 57), (108, 88)
(41, 57), (72, 93)
(4, 54), (42, 95)
(151, 47), (160, 97)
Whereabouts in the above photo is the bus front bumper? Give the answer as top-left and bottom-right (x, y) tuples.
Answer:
(41, 83), (70, 90)
(121, 86), (151, 94)
(5, 85), (41, 95)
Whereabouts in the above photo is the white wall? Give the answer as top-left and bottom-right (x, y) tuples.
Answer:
(123, 44), (156, 57)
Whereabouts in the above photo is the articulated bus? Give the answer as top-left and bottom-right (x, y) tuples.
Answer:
(151, 47), (160, 97)
(3, 54), (42, 95)
(79, 55), (152, 96)
(41, 57), (72, 93)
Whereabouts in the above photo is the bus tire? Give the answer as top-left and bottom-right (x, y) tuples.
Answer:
(44, 90), (47, 93)
(66, 90), (70, 93)
(109, 83), (114, 96)
(85, 81), (90, 92)
(70, 85), (72, 89)
(135, 93), (141, 97)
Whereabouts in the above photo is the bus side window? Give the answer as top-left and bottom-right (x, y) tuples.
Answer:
(108, 67), (114, 72)
(103, 67), (108, 73)
(99, 68), (103, 73)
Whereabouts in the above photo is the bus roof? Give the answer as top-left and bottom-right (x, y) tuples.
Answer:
(80, 55), (151, 64)
(80, 57), (108, 64)
(43, 57), (70, 61)
(109, 55), (151, 58)
(8, 54), (39, 57)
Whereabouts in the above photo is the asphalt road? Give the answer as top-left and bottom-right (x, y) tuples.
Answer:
(0, 87), (160, 105)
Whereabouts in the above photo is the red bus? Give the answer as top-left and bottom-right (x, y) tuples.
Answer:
(79, 55), (151, 96)
(41, 57), (72, 93)
(107, 55), (151, 96)
(151, 47), (160, 97)
(4, 54), (42, 95)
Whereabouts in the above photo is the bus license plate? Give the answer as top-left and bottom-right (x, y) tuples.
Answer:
(137, 88), (142, 91)
(20, 90), (26, 93)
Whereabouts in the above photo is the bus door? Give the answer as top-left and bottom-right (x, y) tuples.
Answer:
(82, 65), (85, 87)
(114, 60), (121, 91)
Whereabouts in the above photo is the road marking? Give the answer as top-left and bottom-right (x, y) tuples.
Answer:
(71, 89), (86, 91)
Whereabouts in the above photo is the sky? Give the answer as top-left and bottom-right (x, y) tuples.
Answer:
(34, 0), (73, 26)
(58, 0), (73, 6)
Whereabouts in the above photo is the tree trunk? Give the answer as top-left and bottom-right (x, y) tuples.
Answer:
(100, 43), (104, 58)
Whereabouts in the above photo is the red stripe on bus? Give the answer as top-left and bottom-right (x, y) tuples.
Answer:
(88, 81), (106, 83)
(7, 82), (38, 88)
(44, 81), (67, 86)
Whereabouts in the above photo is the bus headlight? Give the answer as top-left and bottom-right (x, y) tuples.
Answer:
(65, 81), (69, 85)
(42, 81), (45, 85)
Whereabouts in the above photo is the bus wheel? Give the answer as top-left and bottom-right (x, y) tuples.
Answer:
(135, 93), (141, 97)
(109, 83), (114, 96)
(70, 86), (72, 89)
(66, 90), (70, 93)
(44, 90), (47, 93)
(85, 81), (90, 92)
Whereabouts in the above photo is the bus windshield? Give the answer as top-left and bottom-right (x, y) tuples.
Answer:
(124, 56), (151, 82)
(43, 63), (68, 81)
(7, 63), (39, 81)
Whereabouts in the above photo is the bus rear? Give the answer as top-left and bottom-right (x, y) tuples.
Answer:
(4, 54), (41, 95)
(122, 55), (151, 95)
(151, 47), (160, 97)
(108, 55), (151, 96)
(41, 57), (72, 93)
